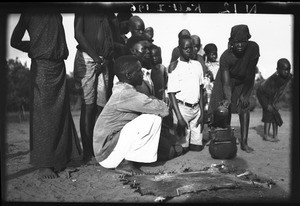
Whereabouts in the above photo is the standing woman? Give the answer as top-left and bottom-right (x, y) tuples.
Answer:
(10, 11), (82, 178)
(208, 24), (260, 153)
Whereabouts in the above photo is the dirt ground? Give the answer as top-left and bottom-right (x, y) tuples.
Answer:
(2, 108), (297, 203)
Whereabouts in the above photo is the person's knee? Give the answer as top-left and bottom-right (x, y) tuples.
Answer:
(122, 114), (162, 135)
(140, 114), (162, 122)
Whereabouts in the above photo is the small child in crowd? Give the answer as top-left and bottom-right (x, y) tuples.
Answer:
(149, 44), (168, 100)
(204, 43), (219, 80)
(256, 58), (292, 142)
(191, 34), (207, 75)
(202, 71), (214, 112)
(203, 43), (219, 116)
(149, 43), (183, 160)
(168, 35), (205, 153)
(144, 27), (154, 43)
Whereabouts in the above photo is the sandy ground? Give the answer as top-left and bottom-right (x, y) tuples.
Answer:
(2, 108), (297, 203)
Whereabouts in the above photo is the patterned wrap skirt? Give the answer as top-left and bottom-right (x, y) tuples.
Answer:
(29, 59), (82, 171)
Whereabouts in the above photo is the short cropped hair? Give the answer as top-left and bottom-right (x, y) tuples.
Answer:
(145, 27), (153, 32)
(277, 58), (290, 68)
(126, 35), (148, 49)
(178, 29), (191, 38)
(114, 55), (140, 79)
(129, 15), (143, 28)
(149, 44), (161, 53)
(204, 43), (218, 54)
(178, 34), (192, 47)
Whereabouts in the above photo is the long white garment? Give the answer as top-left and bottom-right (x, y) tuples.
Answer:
(99, 114), (162, 169)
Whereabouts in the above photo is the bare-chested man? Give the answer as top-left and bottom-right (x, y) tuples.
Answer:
(73, 12), (116, 163)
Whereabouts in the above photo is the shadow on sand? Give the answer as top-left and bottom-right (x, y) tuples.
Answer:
(6, 150), (30, 159)
(5, 167), (37, 181)
(251, 125), (265, 139)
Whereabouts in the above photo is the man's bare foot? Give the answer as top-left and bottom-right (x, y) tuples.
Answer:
(115, 160), (145, 176)
(38, 168), (58, 179)
(241, 145), (254, 153)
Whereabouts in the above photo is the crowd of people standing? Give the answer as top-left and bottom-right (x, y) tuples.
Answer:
(10, 10), (292, 178)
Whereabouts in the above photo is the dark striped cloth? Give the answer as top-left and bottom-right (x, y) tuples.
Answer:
(208, 41), (260, 115)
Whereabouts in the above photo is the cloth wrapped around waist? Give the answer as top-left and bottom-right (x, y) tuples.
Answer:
(273, 109), (283, 126)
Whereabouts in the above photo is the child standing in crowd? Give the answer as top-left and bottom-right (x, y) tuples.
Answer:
(256, 58), (292, 142)
(204, 43), (219, 80)
(191, 34), (207, 75)
(202, 71), (214, 112)
(168, 35), (205, 153)
(150, 44), (183, 160)
(203, 43), (219, 115)
(144, 27), (154, 43)
(149, 44), (168, 100)
(169, 34), (208, 76)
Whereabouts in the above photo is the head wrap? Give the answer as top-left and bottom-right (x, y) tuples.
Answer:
(229, 24), (251, 43)
(204, 43), (218, 54)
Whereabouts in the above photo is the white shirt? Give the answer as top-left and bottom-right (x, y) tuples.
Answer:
(142, 68), (153, 87)
(167, 59), (204, 104)
(205, 61), (219, 80)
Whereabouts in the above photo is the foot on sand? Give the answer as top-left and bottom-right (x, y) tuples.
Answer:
(115, 160), (145, 176)
(263, 135), (274, 142)
(38, 168), (58, 179)
(271, 137), (280, 142)
(241, 145), (254, 153)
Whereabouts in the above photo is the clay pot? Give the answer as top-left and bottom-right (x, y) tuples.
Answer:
(208, 127), (237, 159)
(212, 105), (230, 128)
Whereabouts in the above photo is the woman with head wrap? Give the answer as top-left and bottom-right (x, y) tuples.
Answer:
(208, 24), (260, 153)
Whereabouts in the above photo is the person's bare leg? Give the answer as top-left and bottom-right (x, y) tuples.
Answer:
(272, 122), (279, 142)
(263, 123), (273, 141)
(239, 111), (254, 153)
(115, 160), (145, 175)
(80, 103), (96, 162)
(38, 167), (58, 179)
(266, 122), (271, 136)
